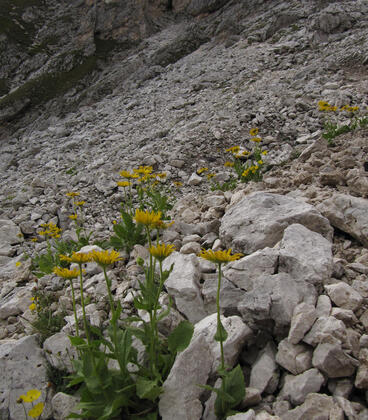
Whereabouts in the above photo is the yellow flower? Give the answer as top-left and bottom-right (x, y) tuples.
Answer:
(197, 167), (208, 175)
(149, 243), (175, 262)
(38, 222), (62, 239)
(69, 214), (78, 220)
(224, 161), (234, 167)
(225, 146), (240, 153)
(318, 100), (330, 111)
(29, 303), (36, 311)
(251, 137), (261, 143)
(91, 249), (122, 266)
(258, 160), (263, 165)
(134, 209), (162, 229)
(76, 201), (85, 207)
(242, 168), (250, 177)
(157, 172), (167, 179)
(59, 252), (93, 264)
(207, 173), (216, 180)
(199, 248), (243, 264)
(53, 266), (81, 278)
(119, 170), (138, 179)
(18, 389), (41, 403)
(66, 192), (80, 197)
(16, 261), (22, 267)
(173, 181), (183, 187)
(133, 166), (153, 175)
(28, 402), (44, 418)
(117, 181), (132, 188)
(262, 150), (268, 155)
(112, 220), (117, 225)
(31, 238), (38, 242)
(249, 128), (259, 136)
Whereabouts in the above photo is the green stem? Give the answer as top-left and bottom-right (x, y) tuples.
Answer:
(217, 263), (225, 372)
(103, 266), (115, 316)
(69, 279), (79, 337)
(21, 402), (28, 420)
(78, 264), (91, 346)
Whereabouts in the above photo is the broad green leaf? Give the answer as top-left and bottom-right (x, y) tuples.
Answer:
(136, 377), (162, 401)
(168, 321), (194, 354)
(214, 319), (228, 343)
(68, 336), (87, 347)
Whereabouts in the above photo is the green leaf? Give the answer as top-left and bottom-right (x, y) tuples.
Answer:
(168, 321), (194, 354)
(214, 319), (228, 343)
(136, 377), (162, 401)
(68, 336), (87, 347)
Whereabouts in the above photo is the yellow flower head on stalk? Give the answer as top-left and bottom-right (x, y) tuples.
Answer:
(66, 192), (80, 198)
(69, 214), (78, 220)
(117, 181), (132, 188)
(199, 248), (243, 264)
(134, 209), (162, 228)
(16, 261), (22, 267)
(249, 127), (259, 136)
(157, 172), (167, 179)
(31, 237), (38, 242)
(258, 160), (263, 165)
(53, 266), (82, 278)
(38, 222), (62, 239)
(224, 161), (234, 167)
(242, 168), (250, 177)
(18, 389), (41, 403)
(133, 166), (153, 175)
(28, 402), (44, 418)
(197, 167), (208, 175)
(173, 181), (183, 187)
(207, 173), (216, 180)
(91, 249), (122, 267)
(251, 137), (261, 143)
(149, 243), (175, 262)
(225, 145), (240, 153)
(76, 201), (85, 207)
(60, 252), (93, 264)
(119, 170), (135, 179)
(349, 106), (359, 112)
(262, 150), (268, 155)
(318, 100), (330, 111)
(328, 105), (338, 112)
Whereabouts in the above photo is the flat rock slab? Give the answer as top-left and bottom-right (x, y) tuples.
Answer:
(220, 192), (333, 254)
(0, 335), (50, 420)
(317, 193), (368, 247)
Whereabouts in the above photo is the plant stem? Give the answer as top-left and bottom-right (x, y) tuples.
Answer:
(103, 266), (115, 316)
(69, 279), (79, 337)
(217, 263), (225, 371)
(78, 264), (91, 346)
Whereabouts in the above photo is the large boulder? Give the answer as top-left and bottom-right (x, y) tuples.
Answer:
(220, 192), (333, 254)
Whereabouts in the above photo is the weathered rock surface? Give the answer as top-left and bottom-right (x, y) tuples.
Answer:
(276, 338), (313, 376)
(249, 342), (279, 394)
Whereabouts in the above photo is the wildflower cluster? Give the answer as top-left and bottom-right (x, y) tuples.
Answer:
(318, 100), (360, 113)
(66, 192), (90, 245)
(17, 389), (44, 419)
(223, 128), (268, 185)
(38, 222), (61, 239)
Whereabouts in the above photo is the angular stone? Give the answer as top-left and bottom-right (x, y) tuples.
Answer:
(278, 224), (333, 286)
(227, 411), (255, 420)
(223, 248), (279, 290)
(315, 295), (332, 318)
(159, 334), (211, 420)
(303, 316), (347, 347)
(317, 193), (368, 247)
(324, 282), (363, 311)
(250, 342), (279, 394)
(163, 252), (207, 323)
(238, 273), (317, 336)
(0, 219), (23, 246)
(280, 368), (325, 405)
(220, 192), (333, 254)
(0, 287), (32, 320)
(43, 332), (78, 373)
(276, 339), (313, 375)
(355, 349), (368, 389)
(282, 393), (335, 420)
(312, 340), (357, 378)
(52, 392), (80, 420)
(288, 303), (317, 344)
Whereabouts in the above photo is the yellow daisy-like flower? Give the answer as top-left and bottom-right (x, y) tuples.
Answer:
(197, 167), (208, 175)
(53, 266), (81, 278)
(262, 150), (268, 155)
(18, 389), (41, 403)
(76, 201), (85, 207)
(224, 161), (234, 167)
(117, 181), (132, 188)
(242, 168), (250, 177)
(38, 222), (62, 239)
(173, 181), (183, 187)
(16, 261), (22, 267)
(318, 100), (330, 111)
(91, 249), (122, 266)
(28, 402), (44, 418)
(66, 192), (80, 197)
(258, 160), (263, 165)
(251, 137), (261, 143)
(31, 238), (38, 242)
(207, 173), (216, 180)
(59, 252), (93, 264)
(149, 243), (175, 262)
(199, 248), (243, 264)
(119, 170), (139, 179)
(134, 209), (162, 228)
(29, 303), (36, 311)
(69, 214), (77, 220)
(157, 172), (167, 179)
(225, 146), (240, 153)
(133, 166), (153, 175)
(249, 128), (259, 136)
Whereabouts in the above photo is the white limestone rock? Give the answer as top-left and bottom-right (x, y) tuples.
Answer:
(324, 282), (363, 311)
(43, 332), (78, 373)
(52, 392), (80, 420)
(250, 342), (279, 394)
(163, 252), (207, 323)
(282, 393), (337, 420)
(303, 316), (347, 347)
(276, 338), (313, 375)
(220, 192), (333, 254)
(288, 303), (317, 344)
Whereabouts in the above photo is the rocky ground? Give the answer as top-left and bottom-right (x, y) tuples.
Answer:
(1, 0), (368, 419)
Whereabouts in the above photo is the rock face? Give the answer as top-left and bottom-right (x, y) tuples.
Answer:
(220, 192), (333, 254)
